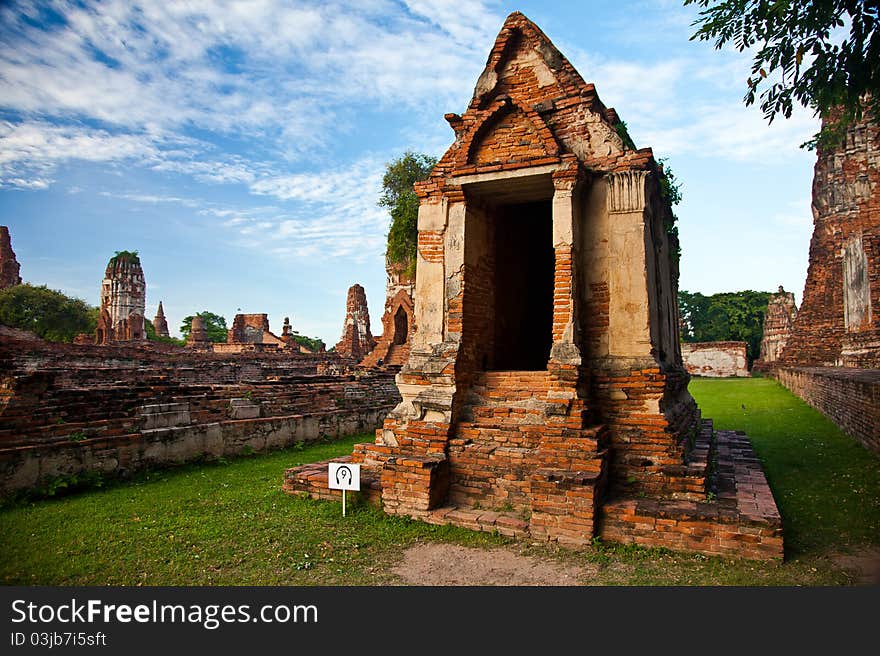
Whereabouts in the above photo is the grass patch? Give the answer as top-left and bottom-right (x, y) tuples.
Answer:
(0, 435), (505, 585)
(690, 377), (880, 558)
(1, 380), (877, 586)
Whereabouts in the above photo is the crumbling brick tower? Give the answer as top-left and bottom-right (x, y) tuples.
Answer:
(0, 226), (22, 290)
(756, 286), (798, 365)
(96, 251), (146, 344)
(287, 12), (782, 558)
(779, 110), (880, 369)
(361, 13), (698, 538)
(335, 284), (376, 361)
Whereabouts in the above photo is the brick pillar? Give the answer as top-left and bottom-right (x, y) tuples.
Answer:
(549, 173), (582, 368)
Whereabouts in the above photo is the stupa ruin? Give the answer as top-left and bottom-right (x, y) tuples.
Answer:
(152, 301), (170, 338)
(286, 12), (782, 560)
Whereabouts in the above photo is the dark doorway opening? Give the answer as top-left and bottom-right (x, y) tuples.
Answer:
(490, 200), (553, 370)
(393, 306), (408, 345)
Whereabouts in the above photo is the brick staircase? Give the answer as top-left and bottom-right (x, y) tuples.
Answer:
(445, 370), (609, 544)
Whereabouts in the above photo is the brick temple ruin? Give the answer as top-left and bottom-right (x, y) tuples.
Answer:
(215, 313), (286, 354)
(770, 110), (880, 454)
(753, 286), (798, 370)
(0, 242), (398, 495)
(0, 226), (22, 290)
(286, 13), (782, 560)
(95, 251), (146, 344)
(361, 262), (415, 367)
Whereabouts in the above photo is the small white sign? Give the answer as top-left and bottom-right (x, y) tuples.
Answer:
(328, 462), (360, 491)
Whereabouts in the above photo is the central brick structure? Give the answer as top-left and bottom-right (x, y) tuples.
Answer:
(285, 13), (782, 559)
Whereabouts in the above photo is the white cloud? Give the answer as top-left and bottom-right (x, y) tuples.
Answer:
(98, 191), (202, 207)
(0, 0), (503, 188)
(238, 156), (389, 261)
(0, 120), (160, 188)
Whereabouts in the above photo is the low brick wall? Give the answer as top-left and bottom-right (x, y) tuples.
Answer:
(0, 407), (391, 496)
(681, 342), (749, 377)
(772, 366), (880, 455)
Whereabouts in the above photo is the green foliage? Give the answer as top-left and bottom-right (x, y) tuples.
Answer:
(380, 151), (438, 275)
(109, 250), (140, 266)
(0, 284), (98, 342)
(657, 158), (683, 276)
(179, 311), (228, 343)
(68, 431), (87, 442)
(614, 120), (637, 150)
(684, 0), (880, 149)
(657, 158), (683, 207)
(143, 317), (185, 346)
(291, 334), (325, 353)
(679, 289), (771, 363)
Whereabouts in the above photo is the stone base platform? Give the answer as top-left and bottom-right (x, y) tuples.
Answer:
(282, 424), (784, 560)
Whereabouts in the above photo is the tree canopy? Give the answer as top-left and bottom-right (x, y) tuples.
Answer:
(684, 0), (879, 147)
(179, 311), (228, 343)
(289, 334), (325, 353)
(0, 284), (98, 342)
(144, 318), (184, 346)
(679, 289), (772, 363)
(380, 151), (438, 274)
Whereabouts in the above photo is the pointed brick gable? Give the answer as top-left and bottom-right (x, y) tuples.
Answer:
(416, 12), (654, 201)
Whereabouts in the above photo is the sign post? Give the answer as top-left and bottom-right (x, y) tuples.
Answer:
(328, 462), (360, 517)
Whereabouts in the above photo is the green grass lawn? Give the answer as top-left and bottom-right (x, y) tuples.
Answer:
(1, 378), (877, 586)
(689, 377), (880, 558)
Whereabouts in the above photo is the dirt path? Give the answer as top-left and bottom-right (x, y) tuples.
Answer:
(828, 547), (880, 585)
(390, 543), (595, 586)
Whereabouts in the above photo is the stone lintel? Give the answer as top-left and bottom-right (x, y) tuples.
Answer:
(448, 163), (564, 188)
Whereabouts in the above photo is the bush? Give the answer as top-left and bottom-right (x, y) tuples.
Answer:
(0, 284), (97, 342)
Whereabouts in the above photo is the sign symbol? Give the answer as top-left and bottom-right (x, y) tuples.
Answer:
(335, 465), (352, 487)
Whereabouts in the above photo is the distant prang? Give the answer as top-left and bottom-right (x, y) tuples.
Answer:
(95, 251), (147, 344)
(0, 226), (22, 290)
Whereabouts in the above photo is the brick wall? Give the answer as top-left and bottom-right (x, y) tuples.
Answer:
(0, 330), (399, 495)
(772, 366), (879, 455)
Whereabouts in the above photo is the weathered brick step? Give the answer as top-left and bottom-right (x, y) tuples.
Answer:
(421, 506), (530, 537)
(384, 343), (410, 366)
(282, 458), (383, 504)
(471, 405), (545, 422)
(0, 417), (141, 445)
(455, 424), (542, 446)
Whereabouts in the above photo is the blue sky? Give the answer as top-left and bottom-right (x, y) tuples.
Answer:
(0, 0), (819, 343)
